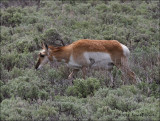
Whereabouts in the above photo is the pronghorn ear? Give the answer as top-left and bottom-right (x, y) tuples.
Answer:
(42, 42), (48, 51)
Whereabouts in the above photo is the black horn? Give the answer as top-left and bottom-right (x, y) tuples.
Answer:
(44, 43), (48, 50)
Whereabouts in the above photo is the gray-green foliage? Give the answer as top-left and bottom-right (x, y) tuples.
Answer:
(66, 78), (101, 98)
(1, 68), (54, 101)
(1, 85), (159, 120)
(92, 87), (159, 121)
(1, 0), (159, 120)
(1, 7), (26, 27)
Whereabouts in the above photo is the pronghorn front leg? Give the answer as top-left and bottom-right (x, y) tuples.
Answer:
(68, 69), (79, 79)
(108, 70), (114, 87)
(82, 66), (87, 79)
(68, 69), (79, 85)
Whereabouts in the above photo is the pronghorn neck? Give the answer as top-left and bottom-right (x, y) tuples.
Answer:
(48, 46), (71, 63)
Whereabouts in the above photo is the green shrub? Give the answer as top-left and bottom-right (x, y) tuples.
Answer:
(111, 1), (122, 13)
(75, 3), (91, 15)
(41, 28), (63, 46)
(0, 80), (5, 102)
(1, 52), (19, 71)
(72, 21), (90, 29)
(147, 2), (159, 19)
(53, 96), (88, 120)
(33, 104), (57, 120)
(24, 16), (38, 24)
(15, 38), (37, 53)
(103, 94), (140, 112)
(121, 4), (134, 14)
(99, 13), (136, 26)
(96, 3), (111, 12)
(91, 86), (159, 120)
(1, 63), (10, 82)
(1, 52), (35, 70)
(1, 7), (26, 27)
(1, 97), (87, 121)
(0, 26), (12, 44)
(66, 78), (100, 98)
(1, 85), (159, 120)
(1, 97), (31, 121)
(36, 67), (64, 84)
(48, 68), (63, 82)
(135, 2), (148, 15)
(137, 82), (160, 98)
(127, 102), (159, 121)
(57, 102), (87, 119)
(9, 67), (24, 79)
(36, 23), (44, 32)
(1, 75), (54, 100)
(1, 97), (57, 121)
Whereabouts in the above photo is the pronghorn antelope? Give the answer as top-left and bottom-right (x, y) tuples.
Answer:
(35, 39), (137, 84)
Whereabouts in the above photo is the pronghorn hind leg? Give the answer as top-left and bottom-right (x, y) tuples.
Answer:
(108, 69), (114, 87)
(114, 58), (137, 84)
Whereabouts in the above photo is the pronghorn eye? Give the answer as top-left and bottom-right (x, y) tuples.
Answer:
(40, 53), (45, 57)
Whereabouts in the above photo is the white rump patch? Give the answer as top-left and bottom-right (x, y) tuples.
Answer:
(121, 44), (130, 57)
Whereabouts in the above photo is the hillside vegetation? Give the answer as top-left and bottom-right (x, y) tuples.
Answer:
(0, 0), (159, 120)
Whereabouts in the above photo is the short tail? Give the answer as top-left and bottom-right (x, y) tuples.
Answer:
(121, 44), (130, 57)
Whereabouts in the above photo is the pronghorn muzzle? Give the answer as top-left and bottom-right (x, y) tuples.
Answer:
(35, 59), (41, 70)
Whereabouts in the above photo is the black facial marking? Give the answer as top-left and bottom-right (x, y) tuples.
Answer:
(40, 53), (45, 57)
(45, 43), (48, 50)
(35, 59), (40, 69)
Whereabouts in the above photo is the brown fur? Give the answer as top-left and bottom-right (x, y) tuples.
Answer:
(71, 39), (124, 64)
(48, 46), (71, 63)
(48, 39), (124, 64)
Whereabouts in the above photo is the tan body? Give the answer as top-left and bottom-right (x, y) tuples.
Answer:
(35, 39), (137, 84)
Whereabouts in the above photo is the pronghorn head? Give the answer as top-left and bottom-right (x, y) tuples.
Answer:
(35, 43), (49, 70)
